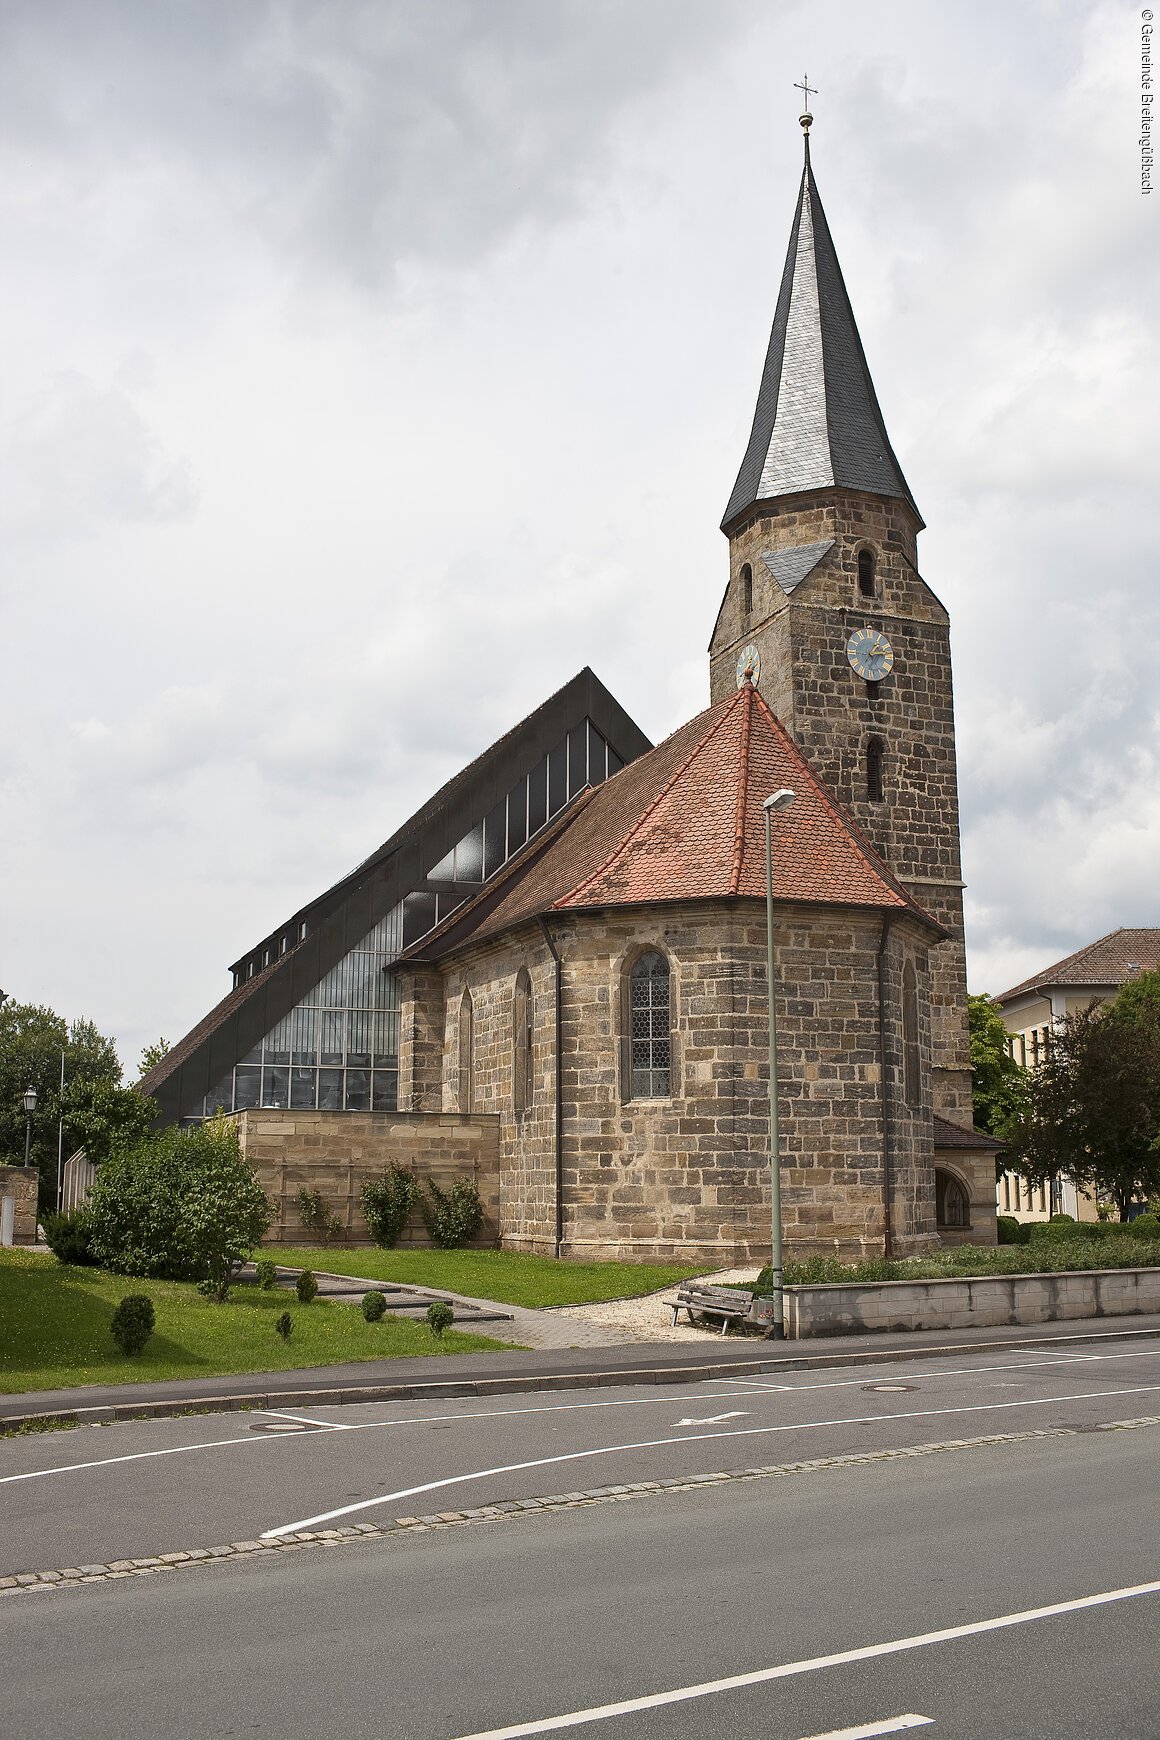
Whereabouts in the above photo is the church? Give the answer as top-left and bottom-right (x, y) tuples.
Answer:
(141, 118), (999, 1263)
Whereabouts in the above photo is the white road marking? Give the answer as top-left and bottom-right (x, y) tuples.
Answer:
(674, 1412), (749, 1426)
(254, 1409), (352, 1430)
(5, 1346), (1160, 1490)
(260, 1381), (1160, 1535)
(798, 1718), (933, 1740)
(445, 1577), (1160, 1739)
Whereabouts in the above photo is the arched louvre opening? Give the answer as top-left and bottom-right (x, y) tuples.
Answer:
(902, 959), (920, 1108)
(459, 987), (474, 1114)
(867, 736), (885, 803)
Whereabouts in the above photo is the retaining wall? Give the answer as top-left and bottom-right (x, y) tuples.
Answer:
(786, 1267), (1160, 1337)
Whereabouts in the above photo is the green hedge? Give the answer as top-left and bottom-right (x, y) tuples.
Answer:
(751, 1236), (1160, 1291)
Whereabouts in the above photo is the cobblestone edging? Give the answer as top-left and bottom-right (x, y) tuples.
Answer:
(4, 1415), (1158, 1598)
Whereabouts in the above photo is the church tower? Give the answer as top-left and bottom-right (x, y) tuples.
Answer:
(709, 115), (972, 1124)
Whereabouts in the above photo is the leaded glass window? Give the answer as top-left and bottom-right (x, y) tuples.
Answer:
(630, 952), (671, 1099)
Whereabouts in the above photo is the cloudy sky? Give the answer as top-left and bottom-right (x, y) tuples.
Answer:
(1, 0), (1155, 1074)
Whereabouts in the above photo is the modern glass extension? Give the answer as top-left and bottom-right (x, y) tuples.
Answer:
(191, 717), (622, 1120)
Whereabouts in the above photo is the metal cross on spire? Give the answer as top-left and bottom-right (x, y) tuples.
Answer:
(794, 73), (816, 137)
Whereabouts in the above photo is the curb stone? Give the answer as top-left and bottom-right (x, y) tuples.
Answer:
(3, 1414), (1158, 1597)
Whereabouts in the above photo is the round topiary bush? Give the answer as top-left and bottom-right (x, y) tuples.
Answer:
(362, 1290), (387, 1322)
(426, 1300), (455, 1338)
(295, 1269), (318, 1304)
(110, 1295), (156, 1357)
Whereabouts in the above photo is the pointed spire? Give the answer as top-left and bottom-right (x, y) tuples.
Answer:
(722, 129), (921, 532)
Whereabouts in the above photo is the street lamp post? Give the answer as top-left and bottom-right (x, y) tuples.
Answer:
(763, 788), (795, 1339)
(22, 1087), (37, 1167)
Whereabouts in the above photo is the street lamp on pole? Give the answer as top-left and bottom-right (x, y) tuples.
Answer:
(763, 788), (795, 1339)
(22, 1087), (37, 1168)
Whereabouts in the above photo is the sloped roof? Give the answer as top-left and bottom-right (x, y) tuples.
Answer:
(998, 929), (1160, 1004)
(407, 682), (939, 960)
(934, 1115), (1005, 1154)
(722, 142), (920, 531)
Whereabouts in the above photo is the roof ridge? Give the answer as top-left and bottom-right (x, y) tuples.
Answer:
(555, 689), (749, 911)
(728, 683), (753, 897)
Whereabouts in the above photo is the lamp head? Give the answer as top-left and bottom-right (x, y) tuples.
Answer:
(763, 788), (795, 813)
(22, 1086), (37, 1116)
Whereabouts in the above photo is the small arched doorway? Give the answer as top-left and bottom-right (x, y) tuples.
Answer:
(935, 1167), (971, 1231)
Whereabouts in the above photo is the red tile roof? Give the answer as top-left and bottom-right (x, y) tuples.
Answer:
(409, 683), (937, 960)
(998, 928), (1160, 1004)
(934, 1115), (1005, 1153)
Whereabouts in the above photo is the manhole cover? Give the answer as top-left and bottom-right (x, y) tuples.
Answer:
(248, 1418), (329, 1434)
(862, 1382), (919, 1393)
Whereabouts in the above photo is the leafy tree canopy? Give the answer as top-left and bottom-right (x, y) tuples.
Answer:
(1004, 995), (1160, 1219)
(0, 999), (121, 1171)
(137, 1037), (171, 1079)
(967, 993), (1028, 1140)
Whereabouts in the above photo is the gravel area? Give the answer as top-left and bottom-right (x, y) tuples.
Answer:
(547, 1267), (764, 1344)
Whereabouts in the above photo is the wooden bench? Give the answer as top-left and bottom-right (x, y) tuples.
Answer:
(671, 1283), (755, 1335)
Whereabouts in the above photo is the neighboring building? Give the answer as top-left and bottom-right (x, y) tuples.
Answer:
(995, 929), (1160, 1224)
(142, 119), (998, 1260)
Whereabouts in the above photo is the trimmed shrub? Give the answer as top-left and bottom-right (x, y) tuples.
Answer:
(419, 1177), (483, 1250)
(255, 1257), (278, 1290)
(110, 1294), (155, 1357)
(274, 1311), (293, 1341)
(42, 1209), (99, 1266)
(996, 1215), (1027, 1246)
(84, 1117), (272, 1297)
(1049, 1211), (1076, 1223)
(362, 1289), (387, 1323)
(1128, 1213), (1160, 1240)
(361, 1165), (417, 1249)
(295, 1269), (318, 1304)
(426, 1300), (455, 1337)
(297, 1187), (344, 1245)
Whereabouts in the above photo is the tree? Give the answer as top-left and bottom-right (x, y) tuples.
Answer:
(0, 1000), (122, 1179)
(137, 1037), (171, 1079)
(85, 1116), (273, 1298)
(1005, 992), (1160, 1220)
(59, 1077), (157, 1167)
(967, 993), (1028, 1141)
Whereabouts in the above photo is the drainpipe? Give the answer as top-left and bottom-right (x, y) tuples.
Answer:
(537, 917), (564, 1259)
(877, 912), (895, 1259)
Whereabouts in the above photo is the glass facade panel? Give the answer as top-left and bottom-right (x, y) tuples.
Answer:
(484, 800), (506, 879)
(344, 1069), (370, 1112)
(372, 1070), (398, 1112)
(235, 1067), (261, 1109)
(290, 1068), (316, 1109)
(403, 891), (437, 949)
(548, 738), (567, 815)
(318, 1069), (343, 1111)
(607, 745), (624, 776)
(454, 824), (484, 882)
(588, 722), (607, 785)
(528, 757), (547, 834)
(507, 778), (528, 852)
(262, 1065), (289, 1108)
(567, 725), (587, 794)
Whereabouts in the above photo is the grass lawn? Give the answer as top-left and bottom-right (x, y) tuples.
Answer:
(0, 1249), (510, 1396)
(269, 1245), (712, 1308)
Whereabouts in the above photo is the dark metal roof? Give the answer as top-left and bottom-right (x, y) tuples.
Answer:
(761, 539), (834, 595)
(722, 143), (921, 532)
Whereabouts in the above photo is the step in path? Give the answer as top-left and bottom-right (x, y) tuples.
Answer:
(242, 1264), (636, 1351)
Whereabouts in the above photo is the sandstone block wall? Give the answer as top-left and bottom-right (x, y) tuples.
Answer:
(233, 1109), (500, 1247)
(787, 1266), (1160, 1337)
(423, 900), (941, 1265)
(0, 1166), (39, 1245)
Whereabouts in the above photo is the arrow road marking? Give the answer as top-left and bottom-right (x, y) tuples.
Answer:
(674, 1412), (750, 1426)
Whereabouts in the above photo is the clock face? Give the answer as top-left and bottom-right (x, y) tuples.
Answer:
(736, 642), (761, 688)
(846, 626), (894, 682)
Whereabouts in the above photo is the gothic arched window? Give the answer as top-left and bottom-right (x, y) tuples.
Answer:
(628, 951), (672, 1100)
(458, 987), (474, 1113)
(512, 968), (533, 1113)
(740, 562), (753, 618)
(902, 959), (920, 1108)
(858, 547), (876, 598)
(867, 736), (885, 803)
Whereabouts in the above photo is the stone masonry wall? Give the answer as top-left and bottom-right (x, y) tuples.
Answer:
(233, 1109), (500, 1247)
(0, 1166), (39, 1245)
(434, 900), (940, 1264)
(710, 488), (972, 1123)
(787, 1266), (1160, 1338)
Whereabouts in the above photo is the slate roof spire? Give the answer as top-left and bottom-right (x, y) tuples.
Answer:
(721, 125), (921, 531)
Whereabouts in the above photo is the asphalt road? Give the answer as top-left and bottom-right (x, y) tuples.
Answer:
(5, 1339), (1160, 1575)
(2, 1402), (1159, 1739)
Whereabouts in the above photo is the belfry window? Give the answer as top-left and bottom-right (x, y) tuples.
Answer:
(740, 562), (753, 618)
(866, 737), (885, 803)
(858, 548), (876, 598)
(512, 969), (533, 1113)
(628, 951), (672, 1099)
